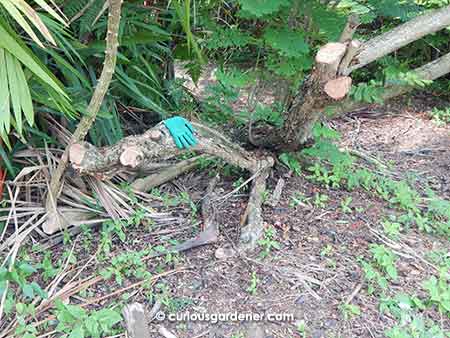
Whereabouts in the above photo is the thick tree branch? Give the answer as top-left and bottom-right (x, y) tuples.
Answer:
(331, 51), (450, 116)
(69, 122), (261, 176)
(347, 5), (450, 73)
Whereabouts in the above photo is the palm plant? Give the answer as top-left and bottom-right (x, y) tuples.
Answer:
(0, 0), (71, 147)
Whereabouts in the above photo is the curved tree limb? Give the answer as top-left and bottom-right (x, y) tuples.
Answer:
(45, 0), (122, 222)
(69, 122), (261, 176)
(47, 121), (274, 254)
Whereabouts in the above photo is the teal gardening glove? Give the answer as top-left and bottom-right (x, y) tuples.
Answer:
(163, 116), (197, 149)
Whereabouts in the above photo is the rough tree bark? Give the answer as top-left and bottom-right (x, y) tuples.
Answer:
(345, 5), (450, 74)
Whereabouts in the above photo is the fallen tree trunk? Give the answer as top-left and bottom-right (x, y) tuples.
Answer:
(60, 121), (274, 253)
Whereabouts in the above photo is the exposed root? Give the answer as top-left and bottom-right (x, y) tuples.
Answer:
(238, 159), (272, 251)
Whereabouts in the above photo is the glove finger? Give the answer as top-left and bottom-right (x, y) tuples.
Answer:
(182, 135), (194, 148)
(186, 133), (197, 146)
(174, 136), (183, 149)
(185, 122), (195, 133)
(180, 135), (190, 148)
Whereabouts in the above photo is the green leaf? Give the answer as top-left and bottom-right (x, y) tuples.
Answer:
(0, 0), (44, 47)
(5, 51), (22, 134)
(68, 325), (84, 338)
(18, 262), (37, 275)
(66, 304), (87, 319)
(16, 58), (34, 126)
(0, 19), (67, 97)
(238, 0), (291, 17)
(22, 283), (34, 299)
(30, 282), (48, 299)
(0, 49), (11, 136)
(85, 317), (99, 338)
(94, 308), (122, 331)
(32, 0), (67, 25)
(264, 28), (309, 58)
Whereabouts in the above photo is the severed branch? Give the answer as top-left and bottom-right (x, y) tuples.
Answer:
(69, 122), (262, 177)
(331, 50), (450, 116)
(239, 162), (271, 250)
(131, 155), (212, 192)
(347, 5), (450, 73)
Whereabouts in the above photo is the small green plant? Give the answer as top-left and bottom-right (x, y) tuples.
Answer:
(38, 252), (60, 281)
(429, 107), (450, 126)
(0, 262), (47, 301)
(289, 192), (310, 208)
(14, 302), (38, 338)
(53, 300), (122, 338)
(258, 226), (281, 258)
(313, 193), (329, 208)
(279, 153), (302, 176)
(382, 218), (402, 239)
(340, 303), (361, 320)
(370, 244), (398, 280)
(349, 80), (384, 104)
(422, 268), (450, 315)
(100, 249), (152, 285)
(156, 283), (192, 313)
(340, 196), (353, 214)
(246, 271), (259, 295)
(381, 293), (447, 338)
(320, 244), (333, 257)
(359, 245), (398, 294)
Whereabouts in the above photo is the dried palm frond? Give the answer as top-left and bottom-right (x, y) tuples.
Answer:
(0, 143), (185, 252)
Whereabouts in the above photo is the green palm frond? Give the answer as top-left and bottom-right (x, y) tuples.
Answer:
(0, 0), (70, 145)
(0, 0), (66, 47)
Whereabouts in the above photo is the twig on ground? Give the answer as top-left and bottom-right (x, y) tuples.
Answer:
(345, 280), (364, 304)
(158, 326), (178, 338)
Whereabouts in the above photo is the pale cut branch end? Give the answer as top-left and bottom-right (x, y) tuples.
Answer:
(324, 76), (352, 100)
